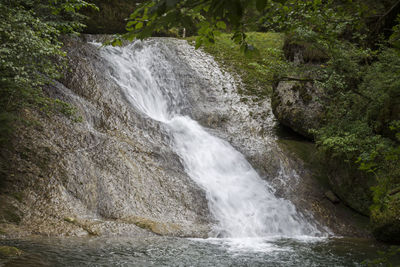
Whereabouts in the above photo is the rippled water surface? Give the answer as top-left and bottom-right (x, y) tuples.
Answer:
(1, 236), (398, 266)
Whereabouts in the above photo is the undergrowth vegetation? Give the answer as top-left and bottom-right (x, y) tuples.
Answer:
(158, 0), (400, 242)
(0, 0), (97, 181)
(308, 22), (400, 241)
(187, 32), (285, 99)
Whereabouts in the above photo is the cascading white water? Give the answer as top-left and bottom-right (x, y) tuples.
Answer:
(96, 39), (320, 238)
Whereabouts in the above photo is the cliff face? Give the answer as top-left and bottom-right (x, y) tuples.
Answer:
(0, 36), (210, 238)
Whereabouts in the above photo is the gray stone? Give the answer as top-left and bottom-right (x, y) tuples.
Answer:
(271, 80), (326, 139)
(1, 36), (211, 238)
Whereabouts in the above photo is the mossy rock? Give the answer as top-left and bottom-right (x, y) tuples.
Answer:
(0, 246), (22, 258)
(63, 217), (76, 224)
(277, 139), (331, 188)
(323, 157), (375, 216)
(371, 191), (400, 243)
(279, 140), (375, 216)
(122, 216), (182, 236)
(189, 32), (284, 98)
(272, 80), (325, 139)
(278, 139), (374, 216)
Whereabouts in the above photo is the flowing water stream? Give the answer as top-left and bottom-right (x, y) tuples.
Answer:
(98, 40), (319, 239)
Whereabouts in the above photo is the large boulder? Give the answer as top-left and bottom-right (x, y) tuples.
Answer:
(271, 80), (325, 139)
(323, 158), (375, 216)
(271, 34), (329, 139)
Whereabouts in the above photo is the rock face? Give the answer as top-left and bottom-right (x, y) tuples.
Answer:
(271, 35), (329, 140)
(324, 159), (375, 216)
(270, 36), (374, 235)
(0, 35), (210, 238)
(271, 80), (325, 139)
(0, 35), (372, 239)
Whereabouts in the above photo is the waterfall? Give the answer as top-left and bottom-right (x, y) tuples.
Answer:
(95, 39), (320, 238)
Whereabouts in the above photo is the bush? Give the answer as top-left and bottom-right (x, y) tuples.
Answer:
(0, 0), (96, 146)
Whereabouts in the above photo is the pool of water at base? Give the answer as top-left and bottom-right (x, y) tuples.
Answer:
(1, 236), (399, 266)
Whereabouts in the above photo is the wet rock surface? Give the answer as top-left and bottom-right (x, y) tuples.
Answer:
(169, 39), (371, 237)
(0, 36), (371, 239)
(0, 36), (210, 238)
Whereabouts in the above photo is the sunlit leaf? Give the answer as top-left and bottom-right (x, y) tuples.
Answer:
(135, 22), (143, 29)
(216, 21), (226, 30)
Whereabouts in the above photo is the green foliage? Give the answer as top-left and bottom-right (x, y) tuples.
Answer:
(82, 0), (141, 34)
(260, 0), (366, 36)
(118, 0), (273, 56)
(364, 246), (400, 266)
(312, 42), (400, 241)
(315, 46), (400, 172)
(188, 32), (285, 98)
(0, 0), (96, 146)
(121, 0), (391, 55)
(390, 15), (400, 49)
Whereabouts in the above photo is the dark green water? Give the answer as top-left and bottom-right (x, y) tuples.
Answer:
(1, 236), (399, 266)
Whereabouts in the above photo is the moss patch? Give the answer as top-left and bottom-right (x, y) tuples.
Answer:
(63, 216), (99, 236)
(370, 188), (400, 243)
(187, 32), (285, 99)
(0, 246), (22, 258)
(122, 216), (182, 236)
